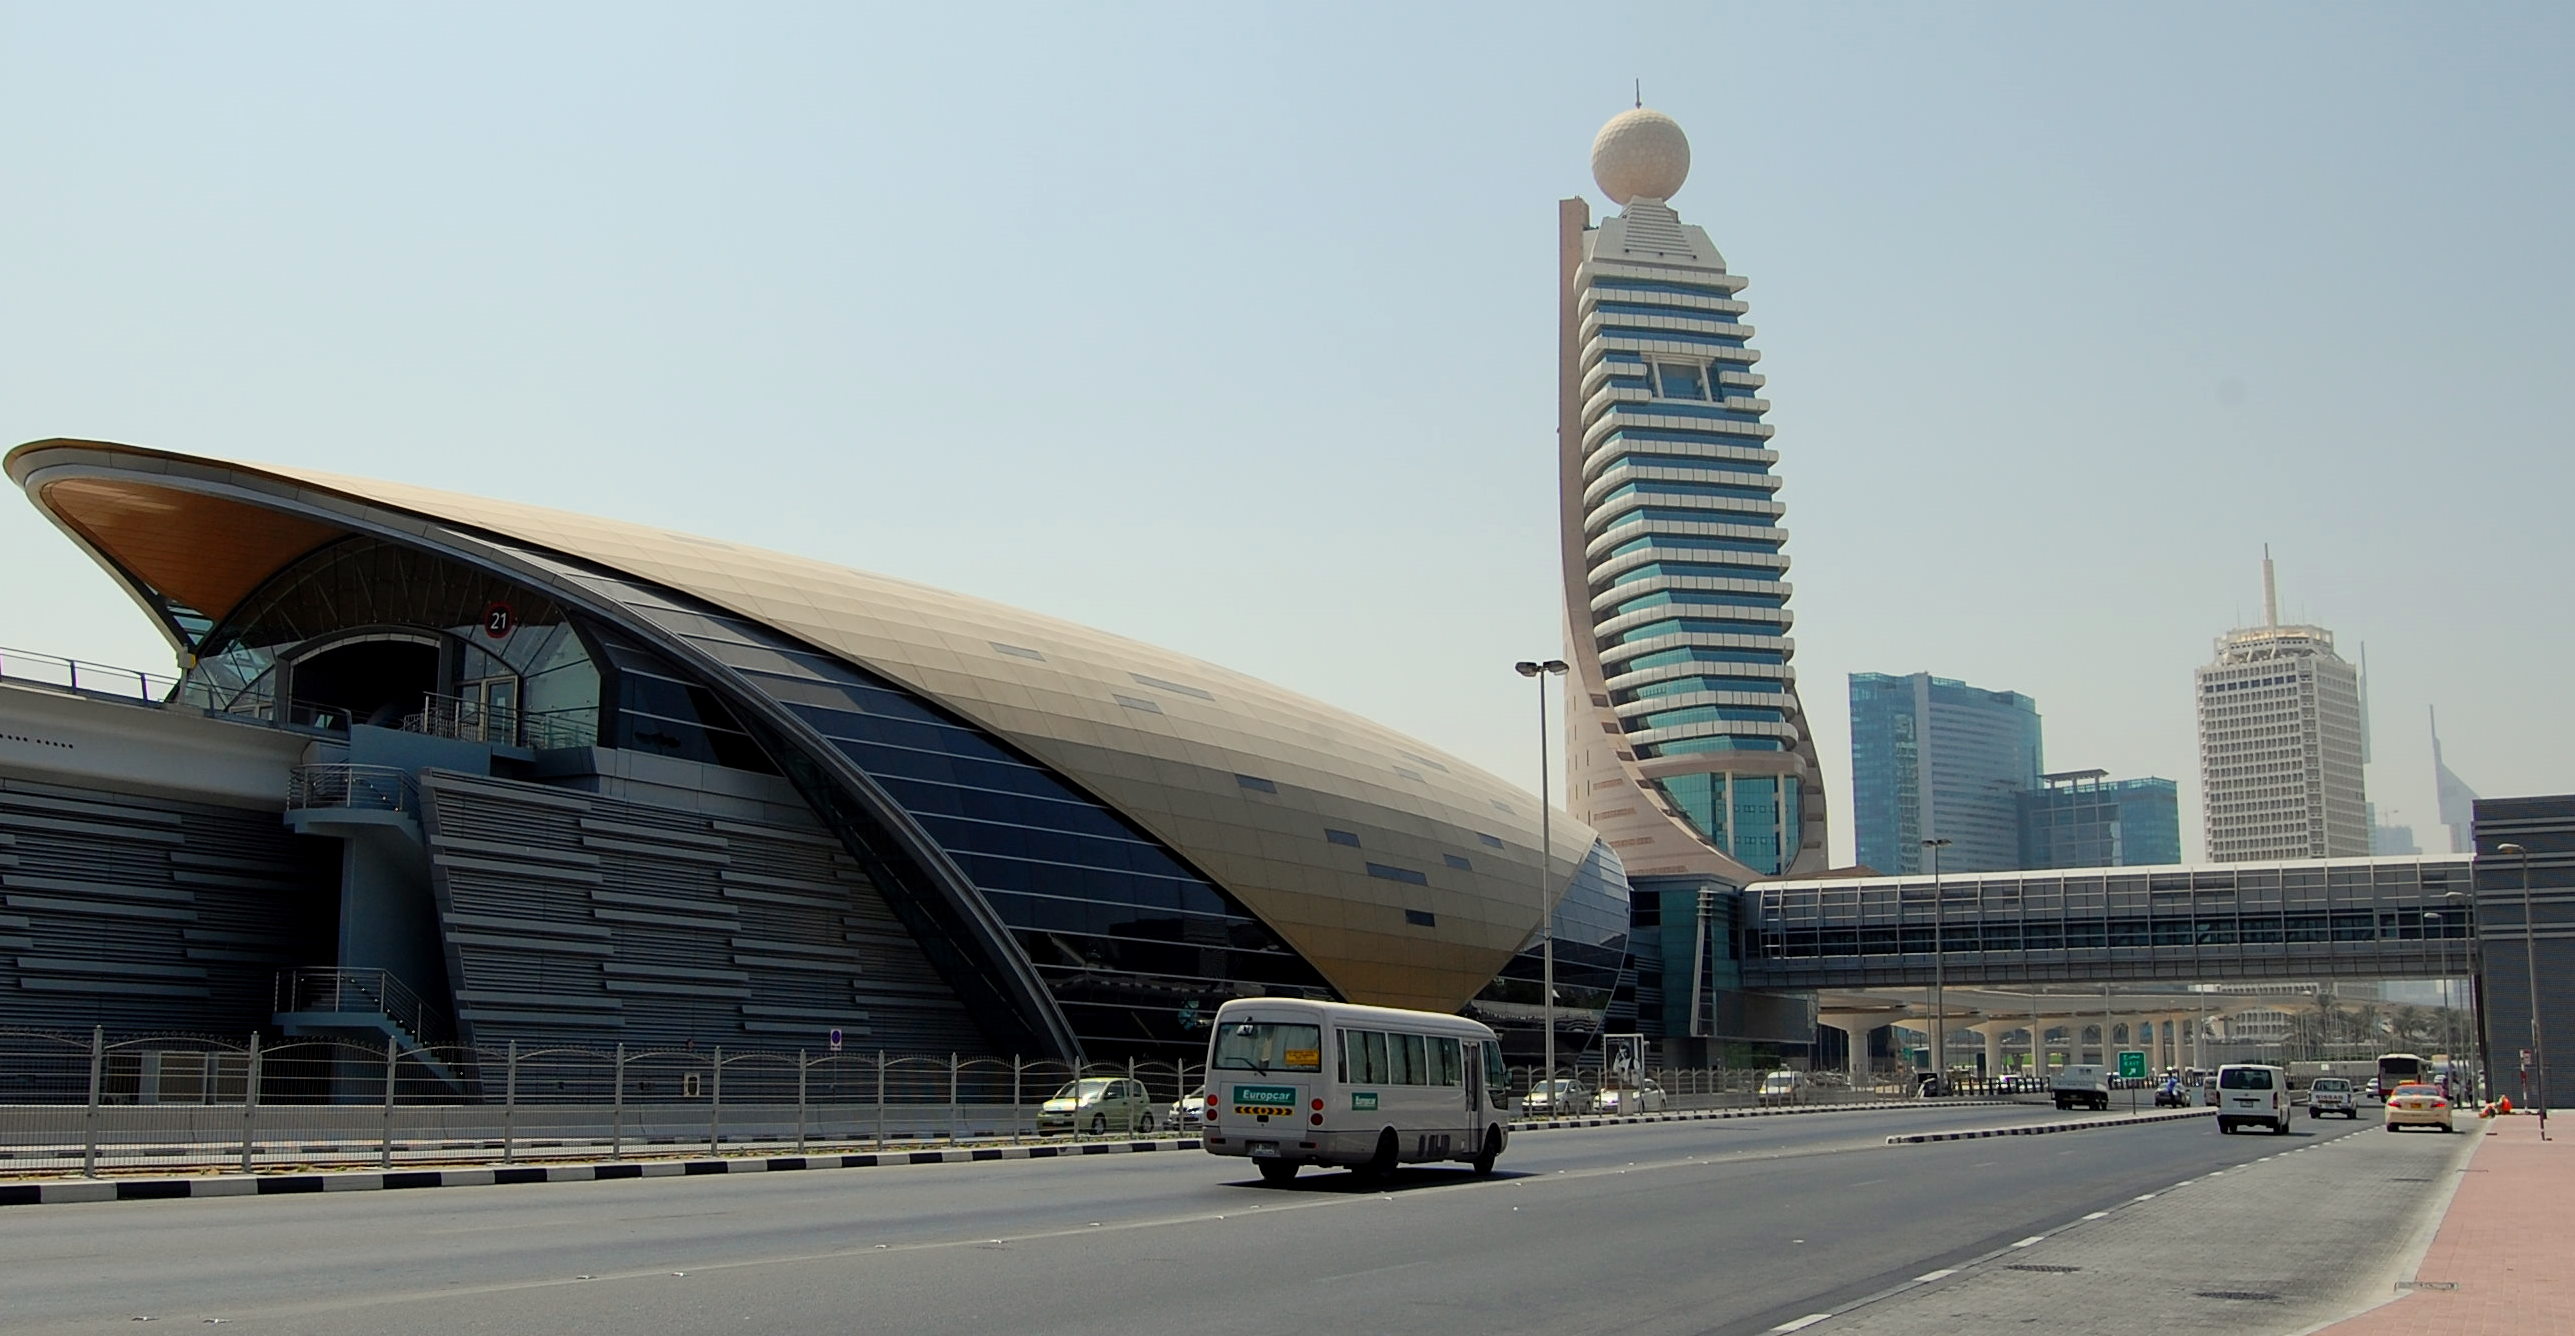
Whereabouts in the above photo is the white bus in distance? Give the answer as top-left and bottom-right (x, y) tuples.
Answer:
(1199, 997), (1511, 1185)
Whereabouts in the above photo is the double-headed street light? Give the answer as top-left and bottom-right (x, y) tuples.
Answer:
(1514, 659), (1569, 1094)
(1923, 837), (1953, 1092)
(2496, 842), (2547, 1139)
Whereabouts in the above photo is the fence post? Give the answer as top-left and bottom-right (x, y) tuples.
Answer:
(240, 1032), (262, 1175)
(795, 1050), (808, 1155)
(1010, 1055), (1022, 1146)
(707, 1047), (723, 1155)
(875, 1050), (887, 1150)
(380, 1032), (398, 1170)
(1126, 1056), (1138, 1136)
(948, 1053), (960, 1145)
(611, 1042), (626, 1160)
(502, 1040), (519, 1166)
(82, 1025), (103, 1178)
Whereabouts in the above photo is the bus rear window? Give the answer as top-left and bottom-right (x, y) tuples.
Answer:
(1213, 1022), (1322, 1073)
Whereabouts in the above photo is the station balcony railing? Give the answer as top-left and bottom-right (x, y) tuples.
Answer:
(285, 764), (418, 815)
(0, 645), (181, 702)
(400, 692), (597, 751)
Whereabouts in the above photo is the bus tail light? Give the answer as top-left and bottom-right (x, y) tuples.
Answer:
(1310, 1113), (1323, 1125)
(1311, 1099), (1324, 1111)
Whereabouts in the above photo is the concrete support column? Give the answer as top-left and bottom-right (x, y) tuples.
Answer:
(1970, 1022), (2013, 1078)
(1818, 1013), (1888, 1089)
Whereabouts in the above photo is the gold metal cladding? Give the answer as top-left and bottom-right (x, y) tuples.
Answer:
(6, 439), (1601, 1014)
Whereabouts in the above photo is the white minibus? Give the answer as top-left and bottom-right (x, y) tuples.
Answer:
(1199, 997), (1511, 1185)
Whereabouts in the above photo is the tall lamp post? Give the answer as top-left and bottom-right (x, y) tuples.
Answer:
(2444, 888), (2491, 1101)
(2496, 842), (2547, 1138)
(1923, 837), (1953, 1092)
(1514, 659), (1569, 1095)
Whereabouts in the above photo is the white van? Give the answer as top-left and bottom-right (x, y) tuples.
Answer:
(2215, 1063), (2291, 1134)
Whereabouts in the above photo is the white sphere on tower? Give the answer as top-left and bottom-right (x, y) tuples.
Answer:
(1590, 107), (1691, 205)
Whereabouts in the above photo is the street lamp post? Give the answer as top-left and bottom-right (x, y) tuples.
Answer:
(2445, 889), (2491, 1101)
(1515, 659), (1570, 1097)
(2496, 842), (2547, 1138)
(1923, 837), (1953, 1094)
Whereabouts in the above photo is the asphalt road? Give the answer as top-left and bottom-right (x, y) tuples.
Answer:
(0, 1101), (2428, 1335)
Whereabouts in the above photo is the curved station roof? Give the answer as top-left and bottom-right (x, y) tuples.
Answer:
(9, 439), (1609, 1055)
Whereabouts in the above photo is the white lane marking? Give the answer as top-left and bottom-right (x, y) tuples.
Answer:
(1916, 1268), (1957, 1282)
(2082, 1211), (2110, 1220)
(2135, 1193), (2158, 1201)
(1771, 1315), (1835, 1332)
(2011, 1235), (2045, 1248)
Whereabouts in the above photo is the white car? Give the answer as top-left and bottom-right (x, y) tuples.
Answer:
(2307, 1076), (2359, 1119)
(1521, 1079), (1584, 1116)
(1591, 1079), (1667, 1114)
(1757, 1070), (1804, 1106)
(1167, 1087), (1207, 1131)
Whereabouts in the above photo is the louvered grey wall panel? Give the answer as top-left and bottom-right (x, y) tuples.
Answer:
(0, 769), (334, 1036)
(420, 771), (986, 1056)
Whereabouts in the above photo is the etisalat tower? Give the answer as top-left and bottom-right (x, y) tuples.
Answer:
(1555, 105), (1830, 882)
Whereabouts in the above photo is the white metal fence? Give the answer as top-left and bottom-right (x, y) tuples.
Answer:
(0, 1027), (1938, 1178)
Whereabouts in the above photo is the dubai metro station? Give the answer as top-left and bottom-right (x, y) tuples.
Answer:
(0, 438), (1695, 1066)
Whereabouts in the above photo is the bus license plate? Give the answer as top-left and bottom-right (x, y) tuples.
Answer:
(1248, 1142), (1280, 1158)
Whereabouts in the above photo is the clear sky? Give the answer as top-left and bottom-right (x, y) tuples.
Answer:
(2, 3), (2566, 865)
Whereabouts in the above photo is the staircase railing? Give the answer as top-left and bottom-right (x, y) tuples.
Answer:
(273, 967), (450, 1045)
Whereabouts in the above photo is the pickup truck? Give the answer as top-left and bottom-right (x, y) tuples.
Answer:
(2307, 1076), (2359, 1118)
(2051, 1063), (2111, 1111)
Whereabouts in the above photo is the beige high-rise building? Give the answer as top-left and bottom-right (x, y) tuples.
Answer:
(2195, 553), (2368, 861)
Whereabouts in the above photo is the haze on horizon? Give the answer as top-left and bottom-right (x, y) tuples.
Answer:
(1, 3), (2565, 866)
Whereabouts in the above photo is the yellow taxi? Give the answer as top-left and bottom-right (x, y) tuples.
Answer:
(2382, 1082), (2455, 1133)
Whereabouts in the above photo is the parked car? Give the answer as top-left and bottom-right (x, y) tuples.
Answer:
(1167, 1086), (1207, 1132)
(1037, 1077), (1156, 1135)
(2384, 1082), (2455, 1133)
(2308, 1076), (2359, 1119)
(1592, 1078), (1668, 1114)
(2215, 1063), (2292, 1134)
(1758, 1070), (1805, 1106)
(1521, 1079), (1584, 1116)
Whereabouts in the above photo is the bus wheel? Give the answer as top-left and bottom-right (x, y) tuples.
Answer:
(1470, 1127), (1501, 1177)
(1257, 1160), (1298, 1186)
(1356, 1128), (1399, 1179)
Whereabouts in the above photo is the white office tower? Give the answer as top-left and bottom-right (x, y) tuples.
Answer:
(2194, 553), (2368, 861)
(1555, 106), (1829, 880)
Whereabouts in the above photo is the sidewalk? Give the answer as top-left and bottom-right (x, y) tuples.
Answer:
(2314, 1112), (2574, 1335)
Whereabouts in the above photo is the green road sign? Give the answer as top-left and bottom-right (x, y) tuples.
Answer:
(2118, 1050), (2148, 1081)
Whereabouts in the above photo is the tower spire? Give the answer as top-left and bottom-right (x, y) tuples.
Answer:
(2262, 544), (2278, 628)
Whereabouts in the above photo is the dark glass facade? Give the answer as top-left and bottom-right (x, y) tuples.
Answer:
(1467, 837), (1632, 1063)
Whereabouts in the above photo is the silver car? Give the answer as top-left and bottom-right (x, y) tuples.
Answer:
(1037, 1077), (1156, 1135)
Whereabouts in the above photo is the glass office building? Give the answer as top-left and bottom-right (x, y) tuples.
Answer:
(2019, 771), (2182, 869)
(1847, 672), (2042, 875)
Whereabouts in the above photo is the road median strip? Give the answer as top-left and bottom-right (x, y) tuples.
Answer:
(0, 1137), (1197, 1206)
(0, 1098), (2043, 1207)
(1884, 1107), (2212, 1144)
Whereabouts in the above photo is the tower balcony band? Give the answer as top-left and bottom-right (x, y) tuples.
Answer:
(1588, 543), (1790, 586)
(1598, 631), (1795, 667)
(1591, 603), (1793, 643)
(1588, 575), (1791, 616)
(1604, 659), (1793, 696)
(1577, 436), (1777, 480)
(1585, 517), (1790, 561)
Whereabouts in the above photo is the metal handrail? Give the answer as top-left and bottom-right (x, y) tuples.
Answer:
(0, 645), (180, 702)
(272, 968), (450, 1045)
(401, 692), (598, 750)
(286, 764), (418, 813)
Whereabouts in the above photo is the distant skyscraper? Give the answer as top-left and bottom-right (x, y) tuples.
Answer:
(2432, 708), (2478, 854)
(2368, 804), (2423, 856)
(2020, 771), (2182, 869)
(1848, 672), (2042, 875)
(2195, 552), (2368, 861)
(1557, 106), (1828, 881)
